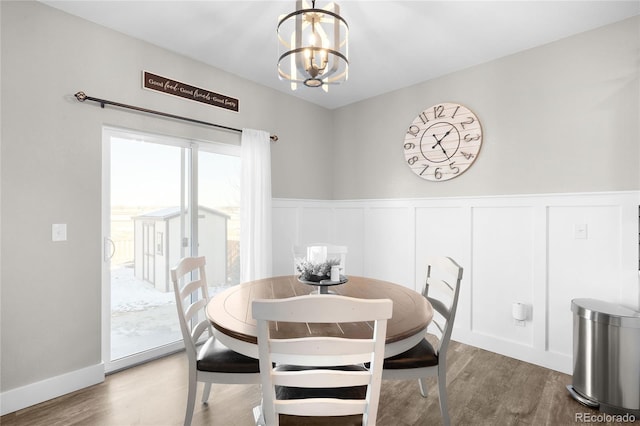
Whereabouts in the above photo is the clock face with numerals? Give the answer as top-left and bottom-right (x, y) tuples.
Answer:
(403, 103), (482, 181)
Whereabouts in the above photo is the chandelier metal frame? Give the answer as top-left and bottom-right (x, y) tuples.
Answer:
(277, 0), (349, 91)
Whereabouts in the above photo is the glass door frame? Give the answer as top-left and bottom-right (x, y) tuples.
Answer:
(101, 126), (199, 373)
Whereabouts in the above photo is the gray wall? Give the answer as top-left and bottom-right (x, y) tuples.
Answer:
(0, 1), (332, 393)
(1, 0), (638, 400)
(332, 16), (640, 199)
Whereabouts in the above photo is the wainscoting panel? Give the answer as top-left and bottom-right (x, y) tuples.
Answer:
(547, 205), (623, 358)
(471, 206), (535, 346)
(364, 207), (413, 287)
(272, 192), (640, 374)
(272, 206), (299, 275)
(333, 207), (365, 276)
(414, 206), (472, 329)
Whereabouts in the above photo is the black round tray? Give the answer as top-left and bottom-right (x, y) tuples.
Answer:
(297, 275), (348, 294)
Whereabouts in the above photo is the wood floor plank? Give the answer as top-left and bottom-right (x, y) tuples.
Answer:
(2, 341), (624, 426)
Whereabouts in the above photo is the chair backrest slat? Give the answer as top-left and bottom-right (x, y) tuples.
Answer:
(270, 337), (376, 357)
(277, 399), (368, 417)
(430, 316), (446, 339)
(191, 318), (211, 342)
(425, 277), (454, 298)
(184, 298), (207, 324)
(272, 369), (372, 388)
(428, 297), (451, 319)
(180, 278), (205, 300)
(253, 294), (389, 323)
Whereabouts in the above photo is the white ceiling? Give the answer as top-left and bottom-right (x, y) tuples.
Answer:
(41, 1), (639, 109)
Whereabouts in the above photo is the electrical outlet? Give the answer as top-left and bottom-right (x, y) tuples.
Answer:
(514, 319), (525, 327)
(574, 224), (588, 239)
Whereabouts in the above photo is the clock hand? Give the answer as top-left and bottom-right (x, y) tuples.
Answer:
(431, 128), (453, 149)
(431, 134), (442, 148)
(430, 138), (448, 156)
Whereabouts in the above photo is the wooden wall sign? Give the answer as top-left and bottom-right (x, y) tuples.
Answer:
(143, 71), (239, 112)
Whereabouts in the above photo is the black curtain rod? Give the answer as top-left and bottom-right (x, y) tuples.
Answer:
(74, 91), (278, 142)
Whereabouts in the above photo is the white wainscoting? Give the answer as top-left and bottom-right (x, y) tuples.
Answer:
(273, 191), (640, 374)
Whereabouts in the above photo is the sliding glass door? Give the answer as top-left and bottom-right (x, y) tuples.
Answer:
(197, 145), (242, 291)
(102, 127), (240, 372)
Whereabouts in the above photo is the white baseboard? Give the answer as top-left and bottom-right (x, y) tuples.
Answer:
(0, 363), (104, 416)
(452, 329), (572, 375)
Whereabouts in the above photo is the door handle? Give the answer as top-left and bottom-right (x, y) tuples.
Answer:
(104, 237), (116, 262)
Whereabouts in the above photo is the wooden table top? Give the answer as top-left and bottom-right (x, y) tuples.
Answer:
(207, 275), (433, 353)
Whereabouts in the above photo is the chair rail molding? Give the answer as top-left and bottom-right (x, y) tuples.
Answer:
(272, 190), (640, 374)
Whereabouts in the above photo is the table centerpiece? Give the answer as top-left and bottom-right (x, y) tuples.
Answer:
(295, 258), (348, 293)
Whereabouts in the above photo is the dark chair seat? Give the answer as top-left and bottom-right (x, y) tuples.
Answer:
(382, 338), (438, 370)
(197, 337), (260, 373)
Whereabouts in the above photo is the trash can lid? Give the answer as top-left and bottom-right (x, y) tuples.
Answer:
(571, 298), (640, 328)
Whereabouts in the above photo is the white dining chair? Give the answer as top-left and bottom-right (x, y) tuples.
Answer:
(171, 256), (261, 426)
(252, 294), (393, 426)
(293, 243), (348, 274)
(380, 256), (463, 426)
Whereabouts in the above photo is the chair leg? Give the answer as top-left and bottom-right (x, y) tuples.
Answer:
(436, 367), (450, 426)
(418, 378), (428, 397)
(201, 383), (212, 404)
(184, 371), (197, 426)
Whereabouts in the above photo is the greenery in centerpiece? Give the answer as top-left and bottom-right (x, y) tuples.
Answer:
(295, 258), (341, 282)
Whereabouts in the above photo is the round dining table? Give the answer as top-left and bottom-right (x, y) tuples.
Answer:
(206, 275), (433, 359)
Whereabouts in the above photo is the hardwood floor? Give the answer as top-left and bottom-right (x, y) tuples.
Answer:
(1, 341), (622, 426)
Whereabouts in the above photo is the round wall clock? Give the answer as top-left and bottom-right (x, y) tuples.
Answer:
(403, 102), (483, 181)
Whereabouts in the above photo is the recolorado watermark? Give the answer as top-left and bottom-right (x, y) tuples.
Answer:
(575, 412), (636, 423)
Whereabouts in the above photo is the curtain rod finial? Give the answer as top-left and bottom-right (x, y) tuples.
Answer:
(270, 134), (279, 142)
(74, 91), (87, 102)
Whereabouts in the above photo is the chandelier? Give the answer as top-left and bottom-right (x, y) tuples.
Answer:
(277, 0), (349, 92)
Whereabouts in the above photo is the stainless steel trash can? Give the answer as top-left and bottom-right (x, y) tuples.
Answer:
(567, 298), (640, 416)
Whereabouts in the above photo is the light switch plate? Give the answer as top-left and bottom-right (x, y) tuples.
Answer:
(52, 223), (67, 242)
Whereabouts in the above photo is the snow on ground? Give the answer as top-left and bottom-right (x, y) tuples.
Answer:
(111, 265), (175, 312)
(110, 265), (180, 360)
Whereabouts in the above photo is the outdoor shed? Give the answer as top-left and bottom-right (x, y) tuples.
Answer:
(133, 206), (229, 292)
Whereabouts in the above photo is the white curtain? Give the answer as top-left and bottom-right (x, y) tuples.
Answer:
(240, 128), (273, 282)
